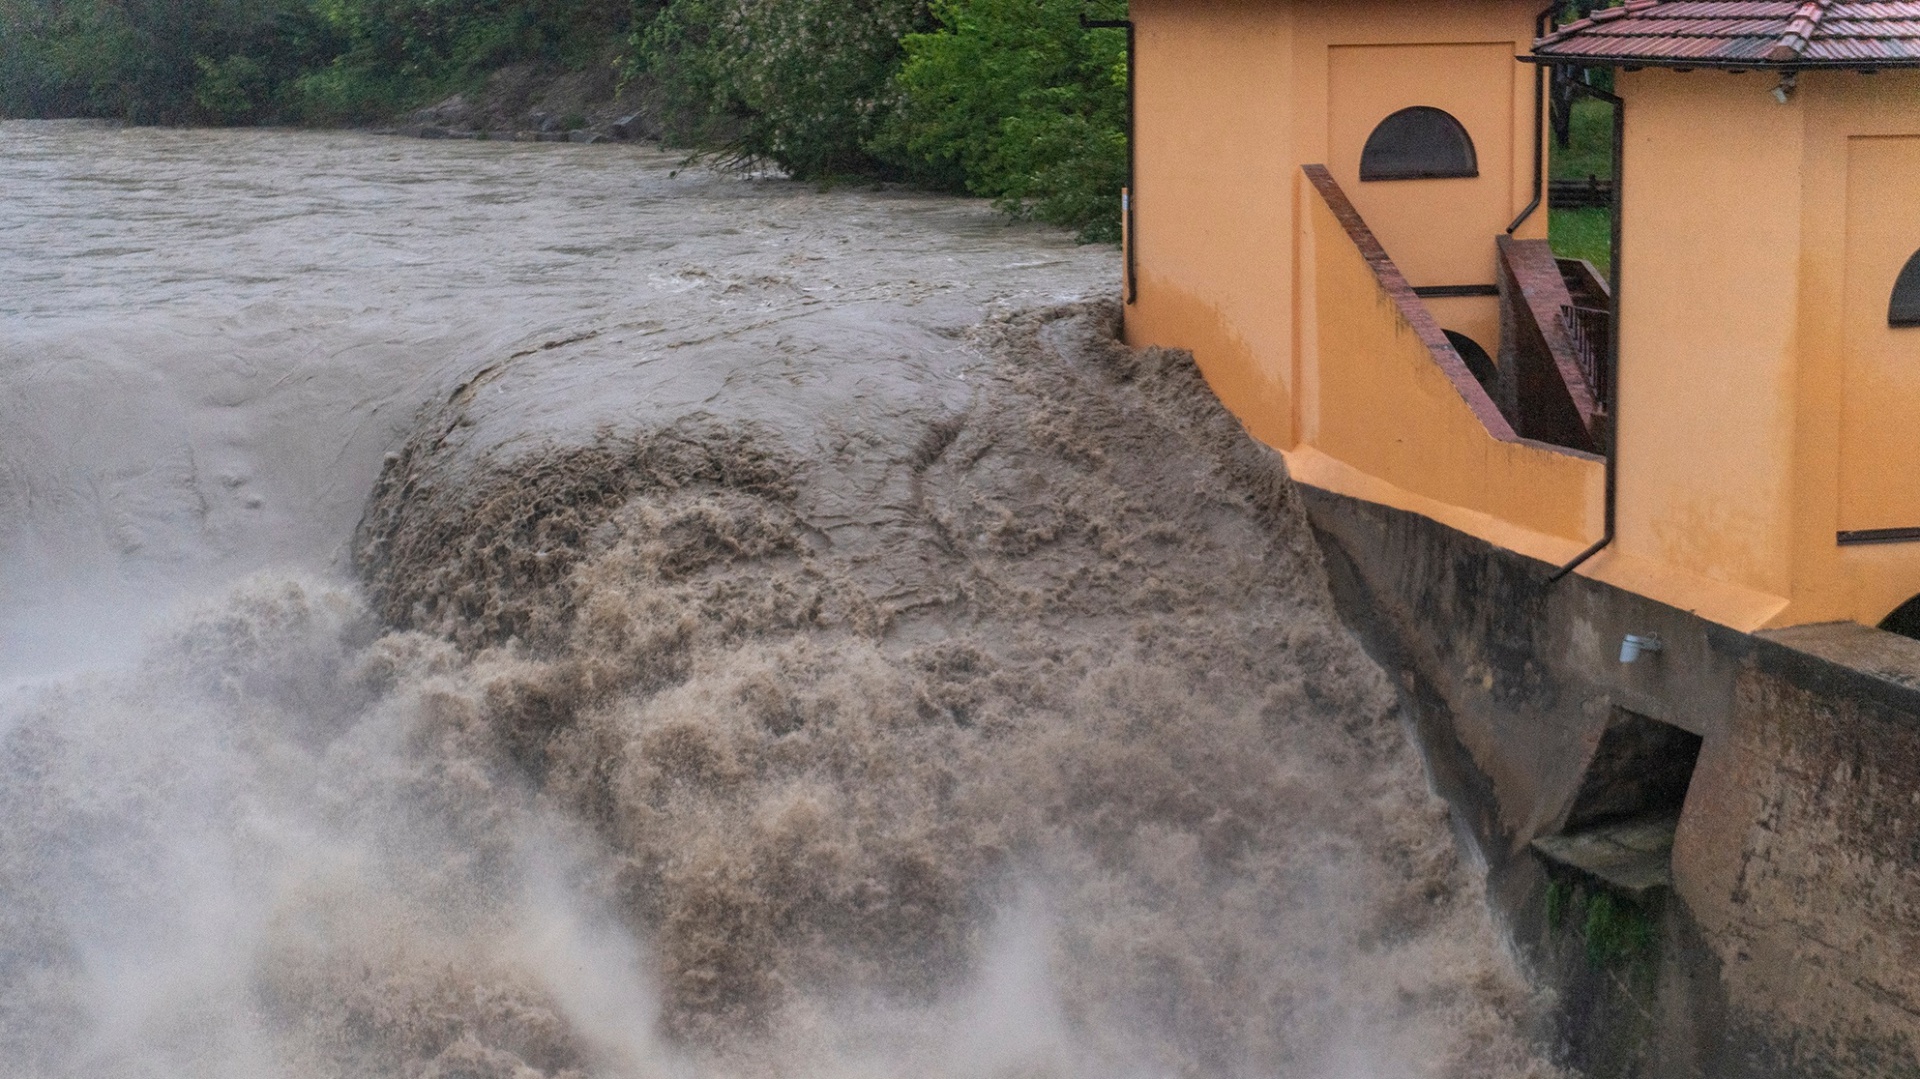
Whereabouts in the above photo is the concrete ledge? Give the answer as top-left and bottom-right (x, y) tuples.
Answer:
(1533, 818), (1677, 901)
(1755, 621), (1920, 704)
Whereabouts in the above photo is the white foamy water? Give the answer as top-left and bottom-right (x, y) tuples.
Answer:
(0, 121), (1561, 1079)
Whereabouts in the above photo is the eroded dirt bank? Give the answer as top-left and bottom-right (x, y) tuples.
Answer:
(1, 123), (1560, 1079)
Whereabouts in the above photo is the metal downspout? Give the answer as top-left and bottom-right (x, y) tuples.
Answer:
(1550, 82), (1623, 583)
(1507, 4), (1557, 234)
(1082, 12), (1137, 304)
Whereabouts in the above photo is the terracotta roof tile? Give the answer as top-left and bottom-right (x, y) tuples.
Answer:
(1533, 0), (1920, 67)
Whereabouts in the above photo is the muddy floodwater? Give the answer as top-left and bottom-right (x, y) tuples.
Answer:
(0, 121), (1561, 1079)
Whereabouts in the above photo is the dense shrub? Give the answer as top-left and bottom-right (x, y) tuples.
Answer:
(303, 0), (634, 120)
(291, 0), (636, 123)
(632, 0), (929, 179)
(627, 0), (1125, 237)
(0, 0), (632, 124)
(877, 0), (1126, 240)
(0, 0), (319, 122)
(0, 0), (68, 116)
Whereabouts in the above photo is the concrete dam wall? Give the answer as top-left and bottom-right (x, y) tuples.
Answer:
(1302, 485), (1920, 1078)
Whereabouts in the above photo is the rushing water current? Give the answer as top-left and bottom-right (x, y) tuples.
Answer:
(0, 121), (1561, 1079)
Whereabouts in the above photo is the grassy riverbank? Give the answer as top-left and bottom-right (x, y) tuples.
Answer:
(0, 0), (1128, 240)
(1549, 96), (1613, 272)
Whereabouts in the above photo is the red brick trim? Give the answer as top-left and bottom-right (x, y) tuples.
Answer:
(1499, 236), (1601, 437)
(1302, 164), (1520, 442)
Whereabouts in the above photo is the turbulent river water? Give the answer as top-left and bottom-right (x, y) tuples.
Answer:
(0, 121), (1561, 1079)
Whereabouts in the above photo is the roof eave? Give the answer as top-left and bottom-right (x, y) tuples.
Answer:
(1522, 51), (1916, 70)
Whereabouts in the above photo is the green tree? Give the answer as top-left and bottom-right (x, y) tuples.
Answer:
(0, 0), (67, 116)
(0, 0), (340, 123)
(633, 0), (929, 179)
(292, 0), (634, 123)
(876, 0), (1126, 241)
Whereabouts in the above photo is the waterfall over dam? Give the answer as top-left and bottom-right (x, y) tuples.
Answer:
(0, 121), (1560, 1079)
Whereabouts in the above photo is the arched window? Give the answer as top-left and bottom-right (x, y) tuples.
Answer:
(1360, 106), (1478, 182)
(1889, 248), (1920, 327)
(1444, 330), (1497, 388)
(1881, 593), (1920, 642)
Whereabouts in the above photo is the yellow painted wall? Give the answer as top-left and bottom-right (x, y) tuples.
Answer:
(1295, 175), (1602, 553)
(1425, 294), (1503, 366)
(1788, 71), (1920, 628)
(1128, 0), (1298, 448)
(1127, 0), (1545, 451)
(1837, 137), (1920, 535)
(1326, 40), (1518, 291)
(1123, 4), (1920, 633)
(1583, 69), (1920, 631)
(1593, 71), (1805, 612)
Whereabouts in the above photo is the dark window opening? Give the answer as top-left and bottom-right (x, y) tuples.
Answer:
(1880, 593), (1920, 641)
(1360, 106), (1478, 181)
(1563, 710), (1703, 833)
(1532, 708), (1702, 898)
(1890, 248), (1920, 327)
(1444, 330), (1498, 389)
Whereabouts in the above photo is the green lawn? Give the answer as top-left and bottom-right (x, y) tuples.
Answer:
(1550, 208), (1611, 275)
(1549, 98), (1614, 273)
(1552, 97), (1613, 181)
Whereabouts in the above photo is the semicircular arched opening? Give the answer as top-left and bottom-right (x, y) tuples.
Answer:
(1880, 593), (1920, 641)
(1889, 248), (1920, 327)
(1444, 330), (1497, 390)
(1360, 106), (1478, 182)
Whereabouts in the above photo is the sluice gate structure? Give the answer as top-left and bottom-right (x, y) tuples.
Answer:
(1120, 1), (1920, 1074)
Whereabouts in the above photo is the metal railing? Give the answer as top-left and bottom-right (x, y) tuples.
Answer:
(1560, 303), (1612, 408)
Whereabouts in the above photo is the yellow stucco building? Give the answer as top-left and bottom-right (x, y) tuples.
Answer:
(1123, 5), (1920, 1070)
(1126, 0), (1920, 635)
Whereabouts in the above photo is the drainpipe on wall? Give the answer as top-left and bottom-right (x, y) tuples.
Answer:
(1082, 11), (1136, 304)
(1549, 80), (1623, 583)
(1507, 3), (1558, 234)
